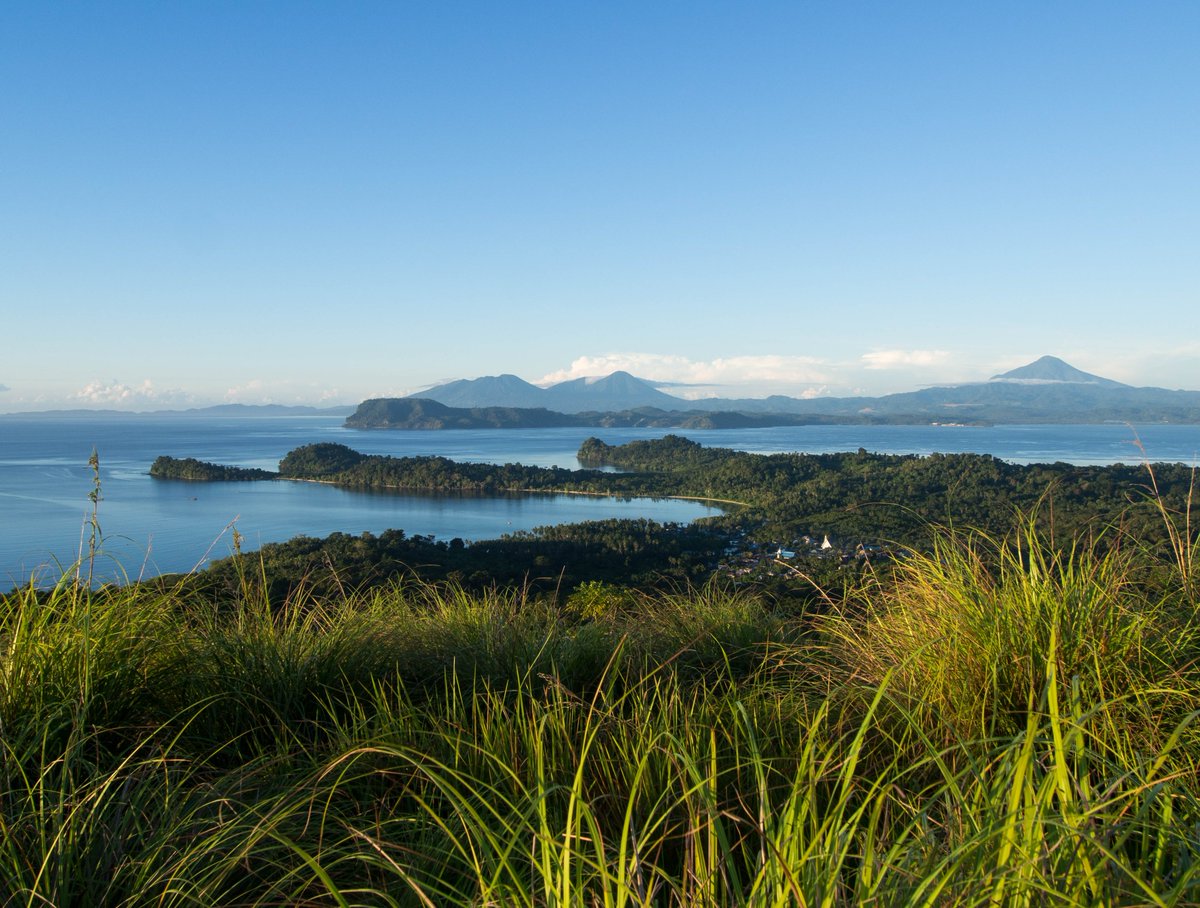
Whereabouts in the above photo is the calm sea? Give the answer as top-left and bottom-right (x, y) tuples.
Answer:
(1, 416), (1196, 587)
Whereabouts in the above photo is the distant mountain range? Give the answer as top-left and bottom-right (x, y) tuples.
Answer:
(392, 356), (1200, 425)
(409, 371), (684, 413)
(7, 357), (1196, 425)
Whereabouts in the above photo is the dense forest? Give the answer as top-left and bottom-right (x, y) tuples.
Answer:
(149, 455), (277, 481)
(183, 434), (1198, 550)
(577, 435), (1196, 545)
(153, 435), (1196, 605)
(344, 398), (589, 429)
(179, 519), (727, 605)
(250, 436), (1199, 547)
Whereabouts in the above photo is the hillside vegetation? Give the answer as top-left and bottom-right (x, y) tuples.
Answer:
(7, 439), (1196, 903)
(2, 481), (1198, 903)
(153, 435), (1198, 605)
(158, 434), (1198, 547)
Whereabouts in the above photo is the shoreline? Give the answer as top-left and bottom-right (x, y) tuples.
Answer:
(283, 476), (748, 510)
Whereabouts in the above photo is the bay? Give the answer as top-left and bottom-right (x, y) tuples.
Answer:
(1, 415), (1197, 587)
(0, 416), (718, 587)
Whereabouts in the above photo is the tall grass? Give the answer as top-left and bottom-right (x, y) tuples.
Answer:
(1, 518), (1198, 905)
(0, 575), (185, 750)
(821, 519), (1198, 747)
(1140, 455), (1199, 600)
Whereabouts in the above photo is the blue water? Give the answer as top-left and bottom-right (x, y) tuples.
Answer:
(681, 423), (1199, 467)
(1, 416), (1196, 587)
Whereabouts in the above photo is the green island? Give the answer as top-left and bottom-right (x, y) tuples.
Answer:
(4, 435), (1199, 904)
(149, 454), (277, 481)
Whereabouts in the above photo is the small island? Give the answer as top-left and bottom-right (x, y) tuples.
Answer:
(149, 455), (278, 481)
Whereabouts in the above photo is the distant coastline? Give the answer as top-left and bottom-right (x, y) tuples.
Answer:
(342, 397), (918, 430)
(350, 356), (1200, 427)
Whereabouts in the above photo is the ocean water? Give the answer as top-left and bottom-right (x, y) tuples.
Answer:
(1, 416), (1196, 587)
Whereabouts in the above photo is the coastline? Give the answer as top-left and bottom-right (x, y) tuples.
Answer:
(284, 476), (746, 510)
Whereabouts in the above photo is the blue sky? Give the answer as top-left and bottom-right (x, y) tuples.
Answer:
(2, 1), (1197, 411)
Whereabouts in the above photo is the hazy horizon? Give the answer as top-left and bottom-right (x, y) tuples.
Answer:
(6, 353), (1200, 416)
(3, 2), (1197, 412)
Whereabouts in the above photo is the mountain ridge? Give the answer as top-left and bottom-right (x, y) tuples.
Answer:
(402, 357), (1200, 425)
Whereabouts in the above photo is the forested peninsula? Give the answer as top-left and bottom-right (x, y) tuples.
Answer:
(154, 435), (1195, 541)
(150, 434), (1196, 601)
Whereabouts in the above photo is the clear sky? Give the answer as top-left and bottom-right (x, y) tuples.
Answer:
(2, 1), (1197, 411)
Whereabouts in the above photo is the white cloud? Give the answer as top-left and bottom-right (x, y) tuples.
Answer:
(224, 379), (265, 401)
(538, 353), (832, 398)
(1098, 345), (1200, 390)
(861, 349), (951, 370)
(534, 349), (1019, 398)
(539, 353), (694, 385)
(72, 379), (194, 408)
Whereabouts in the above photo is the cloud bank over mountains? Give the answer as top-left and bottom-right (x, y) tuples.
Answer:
(537, 354), (831, 399)
(537, 349), (970, 399)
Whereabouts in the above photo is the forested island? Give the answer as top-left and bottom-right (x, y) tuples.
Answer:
(149, 455), (277, 481)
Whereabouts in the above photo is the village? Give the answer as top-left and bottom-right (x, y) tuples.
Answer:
(715, 529), (896, 582)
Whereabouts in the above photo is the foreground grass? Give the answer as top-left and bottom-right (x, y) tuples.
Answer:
(1, 524), (1198, 905)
